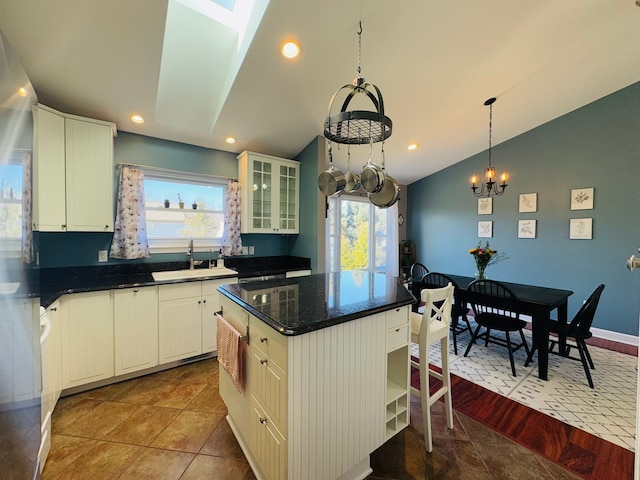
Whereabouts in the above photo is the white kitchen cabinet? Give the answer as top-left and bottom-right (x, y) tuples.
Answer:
(201, 278), (235, 353)
(60, 291), (114, 389)
(113, 286), (159, 376)
(33, 104), (116, 232)
(32, 106), (66, 231)
(158, 283), (203, 364)
(384, 306), (410, 440)
(159, 278), (235, 363)
(0, 297), (39, 405)
(40, 300), (63, 423)
(219, 297), (408, 480)
(238, 151), (300, 234)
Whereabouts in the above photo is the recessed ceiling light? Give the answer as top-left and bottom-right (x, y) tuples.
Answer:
(281, 40), (301, 59)
(408, 143), (420, 151)
(225, 136), (236, 144)
(17, 87), (27, 97)
(130, 114), (145, 124)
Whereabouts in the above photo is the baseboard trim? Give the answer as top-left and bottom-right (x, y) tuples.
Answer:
(591, 327), (638, 346)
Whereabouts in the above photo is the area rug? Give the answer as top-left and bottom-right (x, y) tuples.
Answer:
(411, 322), (637, 452)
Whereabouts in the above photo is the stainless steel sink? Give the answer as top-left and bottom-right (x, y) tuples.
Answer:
(151, 268), (238, 282)
(0, 282), (20, 294)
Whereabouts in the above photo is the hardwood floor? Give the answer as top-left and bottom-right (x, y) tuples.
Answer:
(412, 363), (635, 480)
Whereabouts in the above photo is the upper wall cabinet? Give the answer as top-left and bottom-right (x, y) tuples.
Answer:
(238, 151), (300, 234)
(33, 104), (117, 232)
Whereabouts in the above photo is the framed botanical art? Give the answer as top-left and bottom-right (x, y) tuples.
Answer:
(478, 221), (493, 238)
(519, 193), (537, 213)
(569, 218), (593, 239)
(571, 188), (594, 210)
(518, 219), (536, 238)
(478, 197), (492, 215)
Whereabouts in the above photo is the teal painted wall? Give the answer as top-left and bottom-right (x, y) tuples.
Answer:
(407, 81), (640, 336)
(289, 136), (323, 272)
(38, 132), (292, 267)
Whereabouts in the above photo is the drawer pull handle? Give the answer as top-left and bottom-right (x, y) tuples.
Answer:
(50, 307), (57, 312)
(259, 417), (267, 424)
(395, 328), (400, 332)
(260, 337), (268, 343)
(260, 359), (268, 365)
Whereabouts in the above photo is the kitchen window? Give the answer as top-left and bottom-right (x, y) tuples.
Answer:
(326, 195), (399, 275)
(0, 158), (24, 256)
(143, 170), (227, 253)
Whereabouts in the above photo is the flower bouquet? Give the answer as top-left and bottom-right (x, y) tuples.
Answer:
(468, 241), (507, 280)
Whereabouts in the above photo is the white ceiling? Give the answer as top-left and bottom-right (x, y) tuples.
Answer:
(1, 0), (639, 185)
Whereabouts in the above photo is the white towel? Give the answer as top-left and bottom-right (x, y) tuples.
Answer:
(216, 314), (244, 392)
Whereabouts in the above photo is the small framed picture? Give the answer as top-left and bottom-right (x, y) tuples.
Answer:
(518, 219), (537, 238)
(519, 193), (537, 213)
(478, 197), (492, 215)
(571, 188), (594, 210)
(478, 221), (493, 238)
(569, 218), (593, 239)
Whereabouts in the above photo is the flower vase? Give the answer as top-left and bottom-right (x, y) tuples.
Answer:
(475, 267), (487, 282)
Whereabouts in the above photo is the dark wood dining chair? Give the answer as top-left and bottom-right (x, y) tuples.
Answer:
(525, 284), (605, 388)
(421, 272), (473, 355)
(464, 279), (530, 377)
(409, 263), (429, 311)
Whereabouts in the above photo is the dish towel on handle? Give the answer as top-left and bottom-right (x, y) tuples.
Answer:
(216, 313), (244, 392)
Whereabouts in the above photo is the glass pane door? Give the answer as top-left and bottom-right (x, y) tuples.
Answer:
(252, 160), (271, 230)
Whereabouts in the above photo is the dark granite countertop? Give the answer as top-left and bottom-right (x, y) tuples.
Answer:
(36, 256), (311, 308)
(218, 271), (416, 336)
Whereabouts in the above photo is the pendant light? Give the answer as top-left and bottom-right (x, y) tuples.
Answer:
(471, 97), (508, 197)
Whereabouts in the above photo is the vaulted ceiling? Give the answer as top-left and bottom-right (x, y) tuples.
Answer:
(1, 0), (639, 185)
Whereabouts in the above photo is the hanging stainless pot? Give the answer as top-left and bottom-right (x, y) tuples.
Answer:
(368, 170), (400, 208)
(343, 148), (361, 193)
(344, 171), (361, 193)
(360, 141), (385, 193)
(318, 148), (346, 196)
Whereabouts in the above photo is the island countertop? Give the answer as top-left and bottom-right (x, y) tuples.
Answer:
(218, 271), (416, 336)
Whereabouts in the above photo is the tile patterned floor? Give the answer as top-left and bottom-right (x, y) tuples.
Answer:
(413, 319), (638, 451)
(42, 357), (584, 480)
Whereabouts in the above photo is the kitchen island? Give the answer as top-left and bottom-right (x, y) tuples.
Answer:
(217, 271), (415, 480)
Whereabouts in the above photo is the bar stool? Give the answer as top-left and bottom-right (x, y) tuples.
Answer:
(410, 283), (454, 452)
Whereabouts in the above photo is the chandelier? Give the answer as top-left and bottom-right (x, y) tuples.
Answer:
(471, 97), (508, 197)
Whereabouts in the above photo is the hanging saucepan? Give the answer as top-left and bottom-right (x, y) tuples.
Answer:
(369, 170), (400, 208)
(360, 140), (385, 193)
(343, 147), (361, 193)
(368, 145), (399, 208)
(318, 146), (346, 196)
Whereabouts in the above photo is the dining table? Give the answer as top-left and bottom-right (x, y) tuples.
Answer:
(432, 274), (574, 381)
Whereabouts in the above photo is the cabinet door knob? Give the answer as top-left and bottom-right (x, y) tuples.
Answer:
(198, 300), (202, 304)
(61, 224), (66, 229)
(260, 337), (267, 343)
(105, 225), (109, 230)
(259, 417), (267, 424)
(203, 299), (207, 304)
(259, 359), (268, 365)
(133, 288), (139, 293)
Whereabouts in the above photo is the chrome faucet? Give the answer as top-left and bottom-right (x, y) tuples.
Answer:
(187, 239), (203, 270)
(187, 239), (194, 269)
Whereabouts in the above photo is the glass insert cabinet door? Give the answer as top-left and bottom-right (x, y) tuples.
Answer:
(252, 160), (272, 230)
(279, 164), (298, 231)
(238, 151), (300, 234)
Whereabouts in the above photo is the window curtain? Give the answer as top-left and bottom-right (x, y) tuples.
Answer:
(221, 180), (242, 256)
(110, 166), (150, 259)
(20, 153), (33, 263)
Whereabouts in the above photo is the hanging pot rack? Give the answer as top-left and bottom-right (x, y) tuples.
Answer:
(319, 22), (399, 209)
